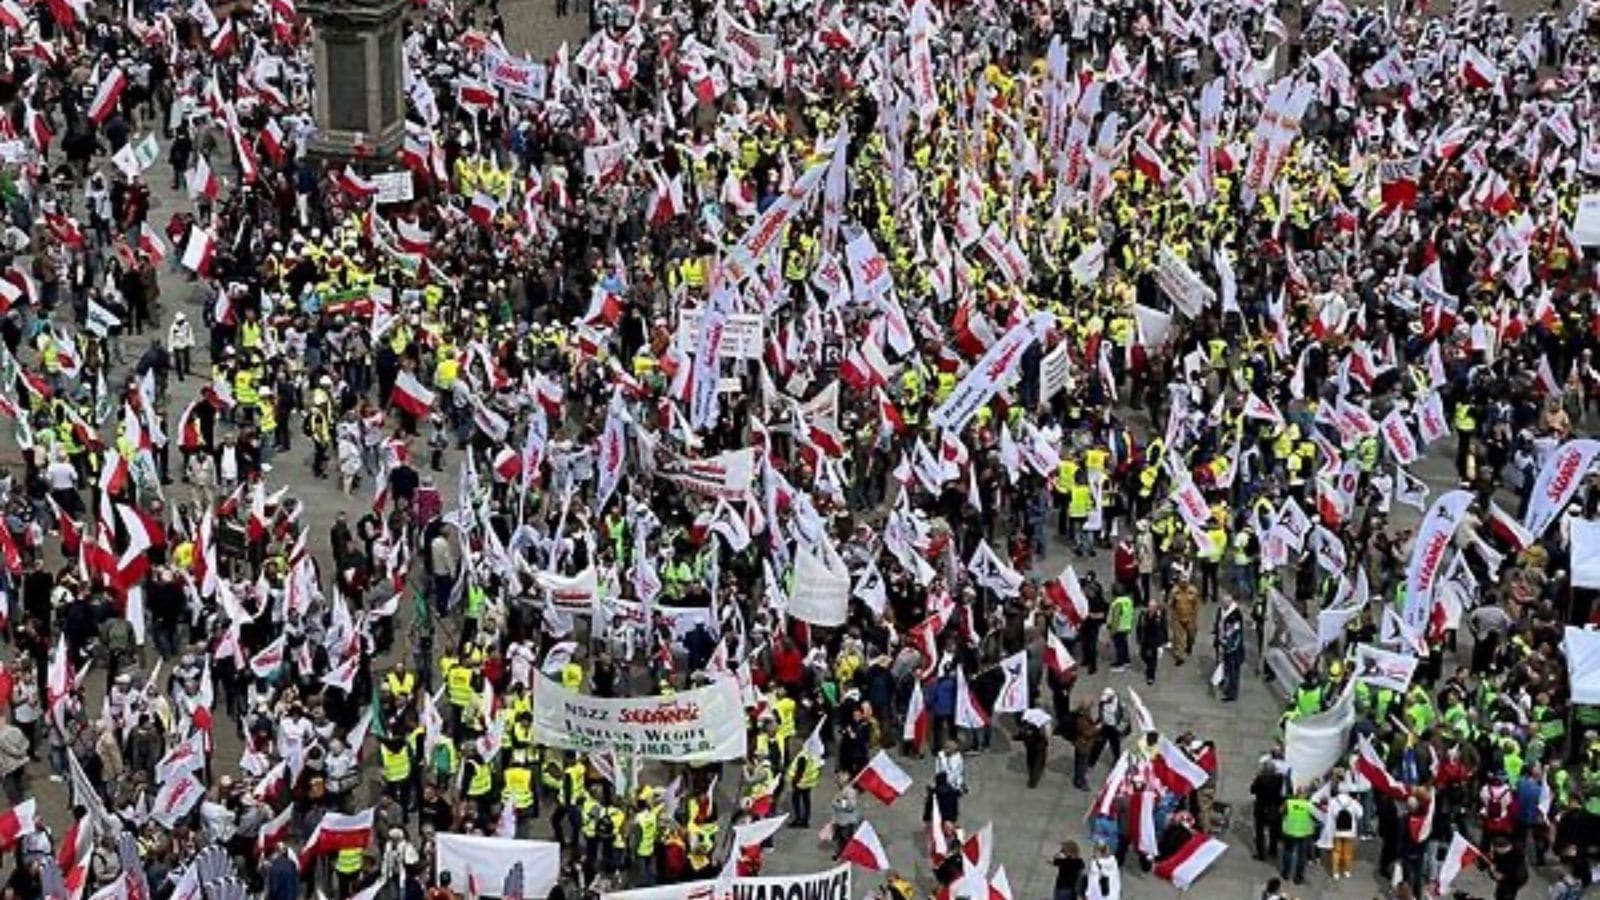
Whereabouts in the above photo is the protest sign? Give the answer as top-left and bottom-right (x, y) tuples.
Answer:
(531, 672), (747, 762)
(435, 834), (560, 898)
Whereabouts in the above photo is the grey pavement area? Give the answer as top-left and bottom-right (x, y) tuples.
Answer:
(0, 4), (1533, 900)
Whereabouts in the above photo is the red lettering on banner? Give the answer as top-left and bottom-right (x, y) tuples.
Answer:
(1416, 533), (1450, 592)
(1547, 450), (1582, 500)
(618, 704), (702, 725)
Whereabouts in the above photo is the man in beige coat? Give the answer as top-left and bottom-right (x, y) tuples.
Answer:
(1168, 577), (1201, 664)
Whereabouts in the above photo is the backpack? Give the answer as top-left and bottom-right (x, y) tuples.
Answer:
(1334, 808), (1354, 832)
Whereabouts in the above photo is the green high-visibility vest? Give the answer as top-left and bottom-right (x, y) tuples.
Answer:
(1282, 798), (1316, 838)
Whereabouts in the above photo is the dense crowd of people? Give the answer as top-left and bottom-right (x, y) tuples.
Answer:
(0, 0), (1598, 896)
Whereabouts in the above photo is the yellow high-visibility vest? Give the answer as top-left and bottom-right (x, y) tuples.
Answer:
(380, 745), (411, 783)
(447, 665), (475, 708)
(334, 847), (364, 874)
(466, 759), (493, 797)
(504, 767), (534, 810)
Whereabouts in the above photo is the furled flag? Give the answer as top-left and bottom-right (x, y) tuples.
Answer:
(903, 679), (930, 750)
(954, 665), (989, 730)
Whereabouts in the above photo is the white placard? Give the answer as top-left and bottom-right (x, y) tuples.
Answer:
(484, 50), (549, 100)
(676, 309), (765, 359)
(434, 834), (560, 898)
(1573, 193), (1600, 247)
(1571, 519), (1600, 588)
(371, 171), (414, 204)
(1039, 342), (1071, 401)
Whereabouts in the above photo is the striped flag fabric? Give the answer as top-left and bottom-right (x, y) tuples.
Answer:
(1153, 832), (1227, 890)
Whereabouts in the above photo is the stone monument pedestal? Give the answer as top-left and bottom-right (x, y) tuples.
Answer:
(304, 0), (408, 162)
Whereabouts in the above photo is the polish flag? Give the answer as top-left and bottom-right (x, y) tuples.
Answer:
(0, 0), (26, 31)
(1436, 831), (1484, 895)
(256, 802), (294, 855)
(1535, 354), (1562, 398)
(249, 636), (287, 678)
(840, 333), (893, 391)
(180, 226), (216, 276)
(186, 155), (220, 201)
(1043, 565), (1090, 626)
(903, 679), (930, 750)
(839, 819), (891, 871)
(44, 213), (85, 249)
(1045, 630), (1076, 678)
(396, 219), (433, 253)
(456, 79), (497, 108)
(1153, 832), (1228, 890)
(138, 223), (169, 263)
(1354, 735), (1408, 799)
(853, 750), (913, 804)
(0, 799), (36, 850)
(260, 119), (287, 165)
(875, 388), (907, 436)
(1485, 501), (1533, 553)
(468, 191), (500, 226)
(208, 18), (237, 56)
(58, 812), (96, 900)
(492, 448), (521, 481)
(1458, 45), (1499, 90)
(390, 370), (436, 417)
(298, 808), (375, 871)
(989, 866), (1014, 900)
(954, 666), (989, 729)
(87, 66), (128, 123)
(1407, 790), (1435, 843)
(1089, 754), (1130, 817)
(246, 484), (269, 543)
(1472, 169), (1516, 215)
(1152, 737), (1210, 795)
(25, 105), (52, 150)
(46, 635), (73, 714)
(1132, 138), (1172, 186)
(336, 166), (378, 199)
(1132, 785), (1159, 856)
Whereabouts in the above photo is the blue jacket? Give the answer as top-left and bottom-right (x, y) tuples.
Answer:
(928, 675), (956, 717)
(265, 856), (299, 900)
(1516, 776), (1543, 824)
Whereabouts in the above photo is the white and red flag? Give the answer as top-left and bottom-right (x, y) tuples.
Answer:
(0, 799), (36, 851)
(1436, 831), (1484, 895)
(336, 166), (378, 199)
(954, 665), (989, 729)
(1354, 735), (1408, 799)
(1043, 564), (1090, 626)
(298, 808), (375, 871)
(853, 750), (913, 804)
(87, 67), (128, 123)
(1152, 737), (1210, 795)
(390, 370), (436, 417)
(839, 819), (891, 871)
(1153, 832), (1228, 889)
(904, 679), (931, 750)
(180, 226), (216, 276)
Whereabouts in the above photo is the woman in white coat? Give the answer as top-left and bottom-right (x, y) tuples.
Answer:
(1086, 841), (1121, 900)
